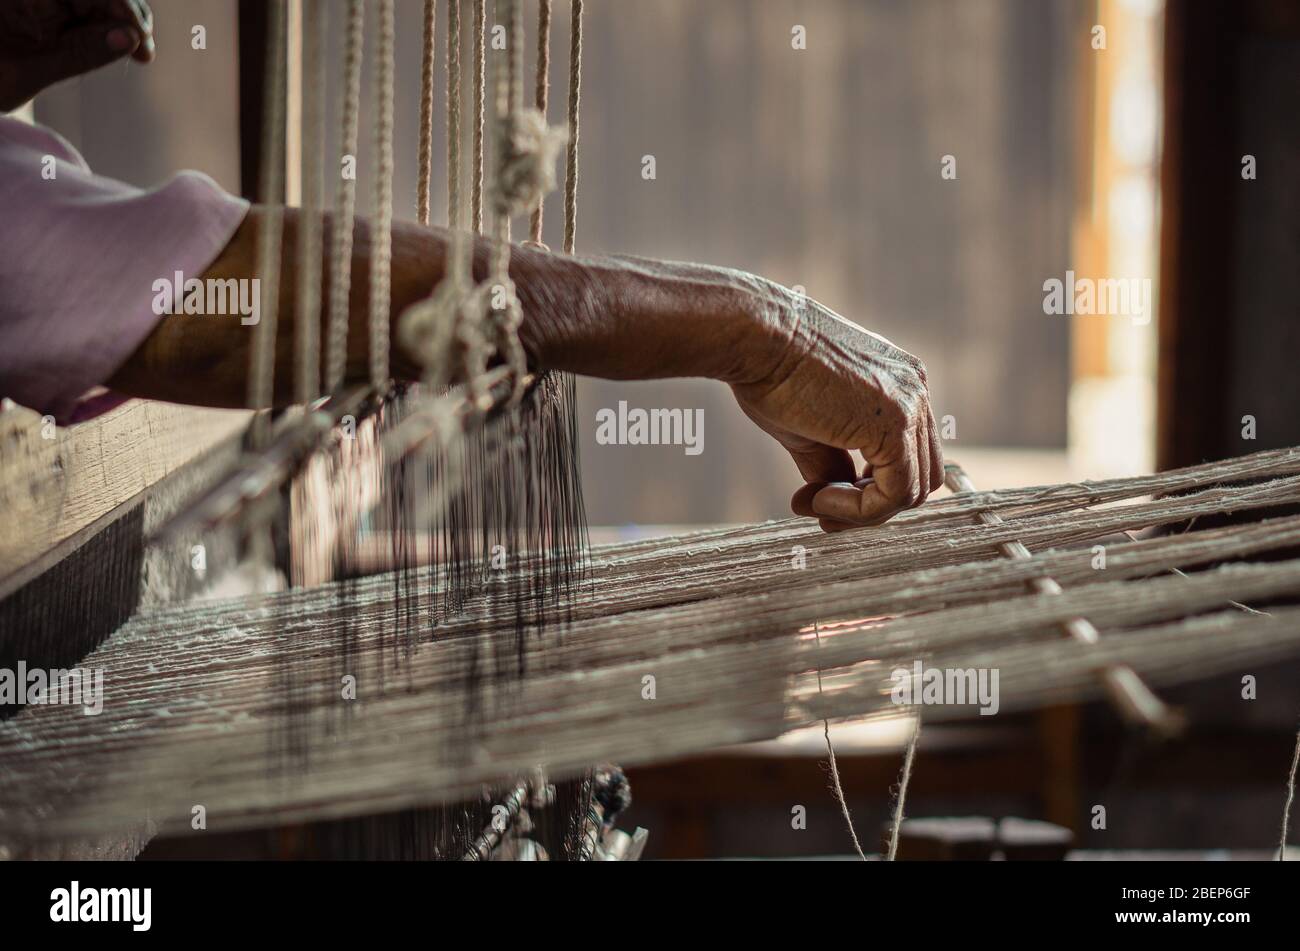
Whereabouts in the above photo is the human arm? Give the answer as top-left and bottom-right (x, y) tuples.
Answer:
(107, 207), (944, 529)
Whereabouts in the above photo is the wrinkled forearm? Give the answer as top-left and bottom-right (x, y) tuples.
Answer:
(108, 207), (779, 408)
(514, 249), (778, 387)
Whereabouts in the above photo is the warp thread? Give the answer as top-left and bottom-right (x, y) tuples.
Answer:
(813, 621), (866, 860)
(886, 713), (922, 861)
(1283, 723), (1299, 860)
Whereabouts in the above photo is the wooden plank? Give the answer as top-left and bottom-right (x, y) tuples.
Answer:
(0, 400), (250, 596)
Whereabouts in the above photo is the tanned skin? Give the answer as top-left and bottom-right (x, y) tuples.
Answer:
(6, 0), (944, 532)
(108, 210), (945, 531)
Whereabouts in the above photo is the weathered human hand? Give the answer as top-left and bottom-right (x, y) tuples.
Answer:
(728, 280), (944, 531)
(0, 0), (154, 112)
(501, 250), (944, 530)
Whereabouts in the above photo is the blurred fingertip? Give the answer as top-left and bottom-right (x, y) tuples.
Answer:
(790, 482), (826, 517)
(810, 482), (859, 521)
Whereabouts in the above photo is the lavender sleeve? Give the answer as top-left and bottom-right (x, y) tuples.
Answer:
(0, 116), (250, 424)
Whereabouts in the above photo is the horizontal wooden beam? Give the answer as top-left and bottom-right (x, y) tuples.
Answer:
(0, 400), (250, 598)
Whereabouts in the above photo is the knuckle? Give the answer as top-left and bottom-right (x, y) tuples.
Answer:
(895, 483), (921, 508)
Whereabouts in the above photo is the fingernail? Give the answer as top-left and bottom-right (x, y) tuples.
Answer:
(107, 27), (136, 52)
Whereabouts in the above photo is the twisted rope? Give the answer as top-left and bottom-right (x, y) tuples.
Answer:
(471, 0), (486, 233)
(563, 0), (582, 254)
(399, 0), (474, 389)
(445, 0), (462, 230)
(404, 0), (571, 403)
(486, 0), (567, 399)
(528, 0), (553, 246)
(369, 0), (396, 388)
(416, 0), (437, 226)
(326, 0), (367, 393)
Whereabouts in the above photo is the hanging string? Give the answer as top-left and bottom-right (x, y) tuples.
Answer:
(369, 0), (396, 389)
(563, 0), (582, 254)
(812, 622), (866, 860)
(295, 3), (326, 404)
(1283, 723), (1299, 860)
(402, 0), (562, 409)
(442, 0), (476, 391)
(485, 0), (566, 399)
(482, 0), (522, 398)
(248, 0), (288, 435)
(417, 0), (437, 226)
(528, 0), (553, 246)
(885, 712), (922, 861)
(471, 0), (486, 233)
(445, 0), (470, 288)
(398, 0), (474, 390)
(447, 0), (462, 230)
(327, 0), (367, 393)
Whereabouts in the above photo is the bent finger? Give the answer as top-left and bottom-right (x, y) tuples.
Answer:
(810, 439), (920, 525)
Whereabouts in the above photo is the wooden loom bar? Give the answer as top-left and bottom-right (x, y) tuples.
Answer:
(149, 363), (531, 544)
(148, 385), (378, 543)
(943, 463), (1182, 734)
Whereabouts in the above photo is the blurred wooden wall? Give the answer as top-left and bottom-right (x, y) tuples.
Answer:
(568, 0), (1082, 523)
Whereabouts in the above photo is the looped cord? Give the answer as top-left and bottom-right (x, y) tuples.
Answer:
(457, 282), (499, 405)
(483, 0), (562, 401)
(493, 108), (567, 221)
(398, 278), (463, 388)
(404, 0), (569, 406)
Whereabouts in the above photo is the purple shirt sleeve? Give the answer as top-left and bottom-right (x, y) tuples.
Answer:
(0, 116), (250, 424)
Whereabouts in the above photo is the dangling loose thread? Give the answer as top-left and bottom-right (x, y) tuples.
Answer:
(886, 712), (922, 862)
(1282, 722), (1299, 860)
(813, 621), (865, 861)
